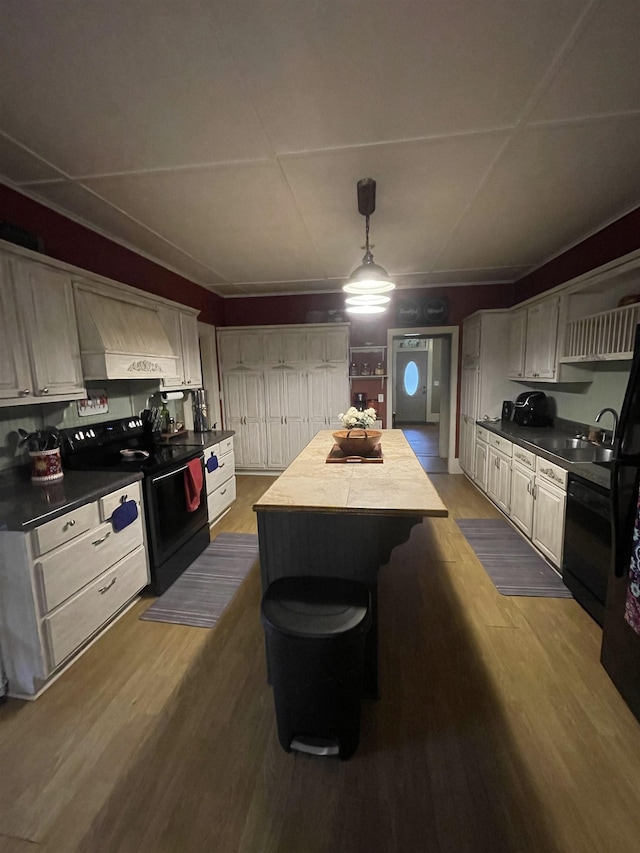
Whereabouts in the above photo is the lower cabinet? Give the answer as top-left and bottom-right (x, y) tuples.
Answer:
(203, 436), (236, 524)
(459, 414), (476, 478)
(486, 436), (512, 514)
(465, 430), (567, 569)
(0, 480), (148, 698)
(473, 426), (489, 491)
(531, 460), (567, 567)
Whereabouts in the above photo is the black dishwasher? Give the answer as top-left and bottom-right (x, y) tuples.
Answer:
(562, 475), (611, 626)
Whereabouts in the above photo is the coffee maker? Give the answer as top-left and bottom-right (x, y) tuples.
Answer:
(353, 392), (367, 412)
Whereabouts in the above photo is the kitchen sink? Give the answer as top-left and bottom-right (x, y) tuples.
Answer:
(534, 437), (591, 451)
(550, 445), (614, 463)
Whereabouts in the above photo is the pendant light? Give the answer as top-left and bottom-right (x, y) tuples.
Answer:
(344, 178), (395, 313)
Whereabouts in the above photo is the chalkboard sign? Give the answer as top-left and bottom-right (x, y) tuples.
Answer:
(396, 297), (448, 326)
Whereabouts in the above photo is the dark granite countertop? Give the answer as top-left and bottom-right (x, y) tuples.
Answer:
(476, 419), (611, 491)
(0, 467), (144, 533)
(159, 429), (235, 450)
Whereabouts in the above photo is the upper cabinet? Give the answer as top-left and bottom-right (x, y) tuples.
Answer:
(523, 297), (560, 381)
(218, 324), (349, 371)
(160, 307), (202, 388)
(507, 309), (527, 379)
(0, 256), (85, 405)
(306, 327), (349, 364)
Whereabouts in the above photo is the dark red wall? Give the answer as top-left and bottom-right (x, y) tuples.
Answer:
(0, 184), (224, 326)
(509, 206), (640, 305)
(225, 284), (509, 345)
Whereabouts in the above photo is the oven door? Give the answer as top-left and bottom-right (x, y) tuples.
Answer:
(144, 454), (207, 579)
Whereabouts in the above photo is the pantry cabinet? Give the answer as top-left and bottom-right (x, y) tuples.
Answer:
(222, 370), (266, 469)
(265, 369), (309, 467)
(218, 324), (349, 469)
(458, 311), (512, 472)
(0, 256), (85, 404)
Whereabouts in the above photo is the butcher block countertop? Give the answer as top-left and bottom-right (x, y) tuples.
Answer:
(253, 429), (448, 517)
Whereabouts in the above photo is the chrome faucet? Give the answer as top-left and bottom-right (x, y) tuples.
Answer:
(594, 407), (619, 445)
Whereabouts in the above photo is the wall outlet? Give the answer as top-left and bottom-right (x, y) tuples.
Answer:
(378, 393), (384, 403)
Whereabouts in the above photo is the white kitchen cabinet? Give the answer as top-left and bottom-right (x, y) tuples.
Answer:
(459, 414), (476, 478)
(307, 365), (350, 437)
(263, 328), (307, 366)
(203, 436), (236, 524)
(265, 369), (308, 468)
(0, 256), (85, 404)
(0, 480), (147, 698)
(473, 426), (489, 491)
(159, 308), (202, 389)
(306, 327), (349, 364)
(510, 461), (535, 538)
(487, 435), (512, 514)
(222, 370), (266, 469)
(462, 316), (481, 363)
(218, 330), (264, 368)
(523, 297), (560, 380)
(507, 309), (527, 379)
(532, 481), (566, 567)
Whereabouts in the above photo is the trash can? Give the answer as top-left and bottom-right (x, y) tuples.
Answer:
(261, 576), (371, 760)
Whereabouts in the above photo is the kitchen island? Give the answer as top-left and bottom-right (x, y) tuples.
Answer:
(253, 429), (447, 695)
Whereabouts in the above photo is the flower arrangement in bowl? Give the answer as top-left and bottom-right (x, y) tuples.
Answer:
(333, 407), (382, 456)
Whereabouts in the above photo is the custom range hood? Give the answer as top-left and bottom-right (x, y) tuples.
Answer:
(74, 286), (178, 380)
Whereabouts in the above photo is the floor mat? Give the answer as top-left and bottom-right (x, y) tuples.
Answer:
(140, 532), (259, 627)
(455, 518), (572, 597)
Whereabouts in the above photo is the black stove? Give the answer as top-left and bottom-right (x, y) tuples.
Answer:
(61, 416), (209, 595)
(60, 417), (202, 475)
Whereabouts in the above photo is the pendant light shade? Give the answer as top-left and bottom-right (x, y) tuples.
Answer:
(343, 178), (394, 305)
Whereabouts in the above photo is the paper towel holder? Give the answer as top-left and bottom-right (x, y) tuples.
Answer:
(160, 391), (184, 403)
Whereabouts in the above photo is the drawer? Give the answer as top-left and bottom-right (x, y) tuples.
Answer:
(45, 545), (148, 670)
(32, 502), (99, 557)
(536, 457), (567, 490)
(512, 445), (536, 471)
(99, 480), (142, 523)
(476, 426), (489, 443)
(207, 476), (236, 523)
(488, 434), (513, 457)
(218, 436), (233, 456)
(205, 450), (235, 494)
(36, 513), (144, 613)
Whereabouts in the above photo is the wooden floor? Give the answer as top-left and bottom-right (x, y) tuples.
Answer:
(400, 423), (449, 472)
(1, 472), (640, 852)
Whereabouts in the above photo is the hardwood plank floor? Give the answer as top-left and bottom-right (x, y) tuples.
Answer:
(1, 472), (639, 852)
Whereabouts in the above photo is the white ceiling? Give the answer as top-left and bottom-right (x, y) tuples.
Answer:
(1, 0), (640, 298)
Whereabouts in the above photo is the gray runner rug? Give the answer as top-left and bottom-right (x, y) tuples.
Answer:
(455, 518), (572, 598)
(140, 533), (259, 628)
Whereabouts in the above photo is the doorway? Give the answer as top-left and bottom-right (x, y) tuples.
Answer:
(386, 325), (459, 475)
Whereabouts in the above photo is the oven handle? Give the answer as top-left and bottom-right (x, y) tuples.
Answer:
(151, 463), (193, 483)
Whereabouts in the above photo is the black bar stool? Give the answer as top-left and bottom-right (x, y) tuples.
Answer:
(261, 576), (371, 760)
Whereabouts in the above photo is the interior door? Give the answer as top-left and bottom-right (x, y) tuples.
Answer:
(395, 350), (428, 422)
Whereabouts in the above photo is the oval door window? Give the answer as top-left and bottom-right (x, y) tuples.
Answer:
(403, 361), (419, 396)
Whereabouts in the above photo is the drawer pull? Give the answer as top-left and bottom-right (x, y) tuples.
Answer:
(92, 532), (111, 546)
(98, 577), (117, 594)
(66, 519), (76, 528)
(220, 488), (227, 495)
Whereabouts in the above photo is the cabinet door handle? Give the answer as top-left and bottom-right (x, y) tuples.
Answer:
(21, 389), (31, 396)
(41, 387), (49, 394)
(98, 577), (117, 594)
(92, 532), (111, 546)
(220, 488), (227, 495)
